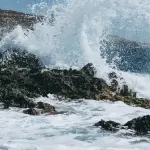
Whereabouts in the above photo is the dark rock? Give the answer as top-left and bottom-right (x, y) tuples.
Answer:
(120, 85), (129, 96)
(23, 108), (40, 115)
(0, 40), (148, 110)
(23, 102), (57, 115)
(36, 102), (56, 114)
(124, 115), (150, 134)
(119, 84), (136, 97)
(3, 101), (10, 109)
(94, 119), (121, 132)
(0, 47), (43, 71)
(80, 63), (96, 77)
(0, 47), (149, 109)
(0, 86), (36, 108)
(94, 115), (150, 135)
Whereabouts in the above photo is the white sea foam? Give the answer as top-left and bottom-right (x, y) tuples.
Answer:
(0, 96), (150, 150)
(0, 0), (150, 149)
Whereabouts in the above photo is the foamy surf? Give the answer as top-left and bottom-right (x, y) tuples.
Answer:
(0, 96), (150, 150)
(0, 0), (150, 149)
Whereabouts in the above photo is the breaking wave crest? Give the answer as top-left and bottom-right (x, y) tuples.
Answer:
(1, 0), (150, 98)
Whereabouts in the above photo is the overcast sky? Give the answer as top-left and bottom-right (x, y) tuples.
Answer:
(0, 0), (52, 12)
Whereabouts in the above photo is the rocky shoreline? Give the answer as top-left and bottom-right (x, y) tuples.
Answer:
(0, 9), (150, 135)
(0, 47), (149, 110)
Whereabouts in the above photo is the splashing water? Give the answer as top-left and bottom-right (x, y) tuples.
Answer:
(1, 0), (150, 98)
(1, 1), (150, 150)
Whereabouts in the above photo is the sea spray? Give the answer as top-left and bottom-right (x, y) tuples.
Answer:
(1, 0), (150, 98)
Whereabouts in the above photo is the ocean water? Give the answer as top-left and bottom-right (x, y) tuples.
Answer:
(0, 95), (150, 150)
(1, 0), (150, 149)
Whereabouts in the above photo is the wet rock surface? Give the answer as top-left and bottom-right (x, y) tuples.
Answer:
(124, 115), (150, 134)
(23, 102), (57, 115)
(94, 115), (150, 135)
(94, 120), (121, 132)
(0, 9), (150, 118)
(0, 46), (150, 111)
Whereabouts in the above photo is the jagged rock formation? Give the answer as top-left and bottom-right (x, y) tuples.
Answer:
(94, 120), (121, 132)
(94, 115), (150, 135)
(0, 9), (150, 119)
(0, 47), (150, 111)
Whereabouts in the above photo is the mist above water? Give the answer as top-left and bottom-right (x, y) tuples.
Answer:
(1, 0), (150, 98)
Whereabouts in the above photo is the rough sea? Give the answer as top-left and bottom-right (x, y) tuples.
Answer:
(1, 0), (150, 149)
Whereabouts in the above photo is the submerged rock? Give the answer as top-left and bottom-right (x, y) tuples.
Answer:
(94, 115), (150, 135)
(36, 102), (56, 114)
(23, 108), (40, 116)
(23, 102), (57, 115)
(94, 120), (121, 132)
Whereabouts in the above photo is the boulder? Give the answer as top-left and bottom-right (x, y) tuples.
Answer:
(80, 63), (96, 77)
(23, 102), (57, 115)
(124, 115), (150, 134)
(36, 102), (56, 113)
(94, 120), (121, 132)
(23, 108), (40, 115)
(94, 115), (150, 135)
(0, 47), (43, 71)
(0, 42), (149, 110)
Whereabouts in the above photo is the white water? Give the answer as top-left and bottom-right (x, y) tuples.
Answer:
(0, 95), (150, 150)
(1, 0), (150, 98)
(1, 0), (150, 149)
